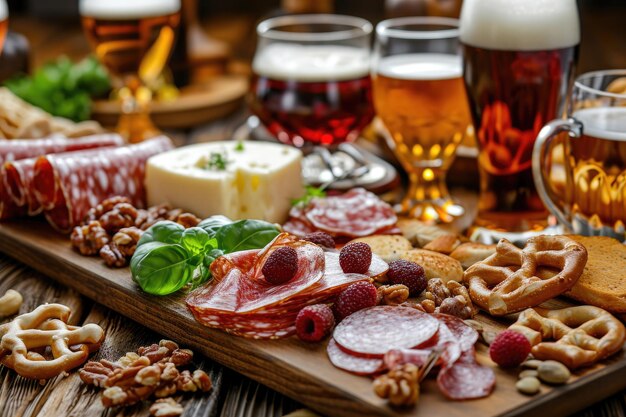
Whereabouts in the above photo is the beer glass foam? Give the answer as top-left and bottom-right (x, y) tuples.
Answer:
(80, 0), (180, 19)
(0, 1), (7, 21)
(252, 43), (370, 83)
(460, 0), (579, 50)
(377, 54), (462, 81)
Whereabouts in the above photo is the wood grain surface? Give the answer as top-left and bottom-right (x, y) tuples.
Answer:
(1, 220), (626, 417)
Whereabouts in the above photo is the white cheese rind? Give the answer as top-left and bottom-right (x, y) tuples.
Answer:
(145, 141), (303, 223)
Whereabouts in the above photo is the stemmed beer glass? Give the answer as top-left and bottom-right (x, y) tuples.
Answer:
(250, 14), (374, 148)
(372, 17), (470, 222)
(80, 0), (181, 143)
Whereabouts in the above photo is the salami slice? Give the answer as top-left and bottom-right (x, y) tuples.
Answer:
(437, 356), (496, 400)
(433, 314), (478, 352)
(282, 218), (315, 237)
(333, 306), (439, 358)
(32, 136), (172, 232)
(384, 349), (432, 369)
(305, 188), (397, 237)
(0, 134), (124, 219)
(327, 338), (385, 375)
(0, 135), (123, 165)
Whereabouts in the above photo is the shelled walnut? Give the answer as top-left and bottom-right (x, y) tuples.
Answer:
(72, 196), (201, 268)
(80, 339), (211, 413)
(407, 279), (476, 319)
(377, 284), (410, 306)
(373, 364), (420, 407)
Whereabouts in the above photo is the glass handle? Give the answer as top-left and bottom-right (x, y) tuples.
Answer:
(531, 118), (583, 231)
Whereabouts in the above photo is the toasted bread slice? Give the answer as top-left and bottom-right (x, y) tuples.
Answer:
(450, 242), (497, 269)
(351, 235), (413, 263)
(566, 235), (626, 313)
(400, 249), (463, 283)
(396, 219), (459, 247)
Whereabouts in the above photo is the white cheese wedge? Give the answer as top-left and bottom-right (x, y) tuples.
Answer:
(145, 141), (303, 223)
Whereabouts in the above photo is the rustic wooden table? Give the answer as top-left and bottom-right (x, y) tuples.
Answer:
(2, 10), (626, 417)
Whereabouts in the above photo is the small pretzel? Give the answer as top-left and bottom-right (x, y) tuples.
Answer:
(509, 306), (626, 369)
(0, 304), (105, 379)
(463, 235), (587, 315)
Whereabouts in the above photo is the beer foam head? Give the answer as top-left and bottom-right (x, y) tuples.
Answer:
(376, 54), (461, 80)
(253, 43), (370, 82)
(0, 1), (7, 21)
(80, 0), (180, 19)
(460, 0), (579, 51)
(574, 107), (626, 142)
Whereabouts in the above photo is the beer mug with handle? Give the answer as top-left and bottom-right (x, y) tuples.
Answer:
(533, 70), (626, 240)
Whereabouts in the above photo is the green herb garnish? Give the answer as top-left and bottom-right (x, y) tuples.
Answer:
(131, 217), (280, 295)
(291, 185), (326, 207)
(234, 141), (245, 152)
(203, 151), (229, 171)
(5, 56), (111, 122)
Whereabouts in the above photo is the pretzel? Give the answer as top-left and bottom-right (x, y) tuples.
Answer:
(463, 235), (587, 315)
(509, 306), (626, 369)
(0, 304), (105, 379)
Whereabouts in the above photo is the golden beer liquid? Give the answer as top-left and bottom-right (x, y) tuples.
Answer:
(549, 107), (626, 232)
(373, 53), (471, 221)
(81, 13), (180, 79)
(0, 19), (8, 55)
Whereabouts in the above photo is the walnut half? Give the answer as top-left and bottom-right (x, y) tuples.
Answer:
(373, 364), (420, 407)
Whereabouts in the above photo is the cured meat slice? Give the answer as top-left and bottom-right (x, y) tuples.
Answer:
(324, 251), (388, 282)
(0, 135), (124, 165)
(384, 349), (432, 369)
(333, 306), (439, 358)
(210, 249), (261, 283)
(282, 218), (315, 237)
(437, 353), (496, 400)
(432, 314), (478, 353)
(32, 136), (173, 233)
(327, 338), (385, 375)
(304, 188), (397, 237)
(187, 234), (325, 314)
(0, 134), (124, 219)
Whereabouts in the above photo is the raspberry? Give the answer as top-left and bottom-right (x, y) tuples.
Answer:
(333, 281), (378, 321)
(339, 242), (372, 274)
(489, 330), (532, 368)
(386, 260), (427, 296)
(295, 304), (335, 343)
(262, 246), (298, 285)
(303, 231), (335, 249)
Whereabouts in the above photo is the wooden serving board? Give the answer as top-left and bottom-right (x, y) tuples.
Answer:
(1, 220), (625, 417)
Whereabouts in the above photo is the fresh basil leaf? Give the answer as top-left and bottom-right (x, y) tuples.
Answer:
(216, 219), (280, 254)
(138, 221), (185, 246)
(181, 227), (211, 255)
(197, 215), (232, 238)
(130, 242), (195, 295)
(191, 263), (211, 289)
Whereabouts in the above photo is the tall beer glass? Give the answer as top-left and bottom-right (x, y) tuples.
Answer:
(80, 0), (181, 142)
(460, 0), (580, 232)
(533, 70), (626, 241)
(250, 15), (373, 148)
(372, 17), (470, 222)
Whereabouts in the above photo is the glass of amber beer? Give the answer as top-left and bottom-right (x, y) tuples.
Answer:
(250, 14), (374, 148)
(533, 70), (626, 240)
(372, 17), (470, 222)
(80, 0), (181, 142)
(460, 0), (580, 233)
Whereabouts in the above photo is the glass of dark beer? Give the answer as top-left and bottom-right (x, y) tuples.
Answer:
(250, 14), (374, 148)
(80, 0), (181, 142)
(533, 70), (626, 241)
(460, 0), (580, 233)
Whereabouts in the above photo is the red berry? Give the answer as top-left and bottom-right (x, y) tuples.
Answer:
(296, 304), (335, 343)
(303, 231), (335, 249)
(339, 242), (372, 274)
(387, 260), (427, 296)
(489, 330), (532, 368)
(333, 281), (378, 321)
(262, 246), (298, 285)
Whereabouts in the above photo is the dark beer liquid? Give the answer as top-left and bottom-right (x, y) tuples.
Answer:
(250, 75), (374, 147)
(462, 44), (578, 231)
